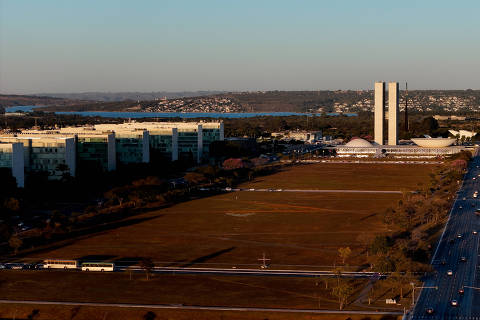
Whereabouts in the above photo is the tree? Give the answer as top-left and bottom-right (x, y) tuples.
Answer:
(356, 233), (374, 258)
(140, 257), (155, 280)
(143, 311), (156, 320)
(3, 197), (20, 213)
(338, 247), (352, 265)
(332, 279), (353, 310)
(27, 309), (40, 320)
(370, 235), (393, 255)
(9, 235), (22, 255)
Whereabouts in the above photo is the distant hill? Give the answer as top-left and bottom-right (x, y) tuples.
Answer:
(3, 90), (479, 114)
(0, 94), (83, 108)
(35, 91), (227, 102)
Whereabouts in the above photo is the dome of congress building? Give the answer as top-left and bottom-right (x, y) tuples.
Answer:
(411, 138), (455, 148)
(344, 138), (374, 148)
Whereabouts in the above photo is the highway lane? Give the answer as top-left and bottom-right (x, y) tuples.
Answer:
(411, 153), (480, 319)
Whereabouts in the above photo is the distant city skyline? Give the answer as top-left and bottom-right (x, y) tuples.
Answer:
(1, 0), (479, 94)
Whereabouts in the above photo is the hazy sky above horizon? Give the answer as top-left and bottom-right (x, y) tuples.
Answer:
(1, 0), (479, 94)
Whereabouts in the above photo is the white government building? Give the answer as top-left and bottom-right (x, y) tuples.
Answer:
(335, 81), (472, 158)
(0, 121), (224, 187)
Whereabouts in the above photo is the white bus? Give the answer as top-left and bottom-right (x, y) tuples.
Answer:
(44, 259), (79, 270)
(81, 262), (115, 272)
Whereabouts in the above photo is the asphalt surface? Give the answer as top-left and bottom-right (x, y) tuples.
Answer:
(116, 266), (380, 278)
(0, 264), (380, 279)
(411, 152), (480, 319)
(218, 188), (404, 194)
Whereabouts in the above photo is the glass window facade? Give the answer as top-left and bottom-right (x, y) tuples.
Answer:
(76, 136), (109, 171)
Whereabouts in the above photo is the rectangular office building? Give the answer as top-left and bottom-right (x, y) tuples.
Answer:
(0, 142), (25, 187)
(0, 136), (76, 180)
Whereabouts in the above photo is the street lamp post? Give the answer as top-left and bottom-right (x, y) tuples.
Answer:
(410, 283), (438, 306)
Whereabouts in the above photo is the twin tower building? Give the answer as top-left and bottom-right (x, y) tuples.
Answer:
(374, 81), (399, 146)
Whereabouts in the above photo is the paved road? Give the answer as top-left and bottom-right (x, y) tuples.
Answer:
(0, 299), (404, 315)
(216, 188), (405, 194)
(280, 159), (444, 165)
(0, 264), (381, 279)
(411, 152), (480, 319)
(116, 266), (381, 279)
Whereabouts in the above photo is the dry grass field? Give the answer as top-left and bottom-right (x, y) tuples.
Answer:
(22, 163), (436, 268)
(0, 162), (437, 317)
(0, 303), (400, 320)
(241, 163), (436, 190)
(24, 191), (398, 268)
(0, 271), (367, 310)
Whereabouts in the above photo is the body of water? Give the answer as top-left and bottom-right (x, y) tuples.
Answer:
(5, 105), (43, 112)
(5, 106), (357, 118)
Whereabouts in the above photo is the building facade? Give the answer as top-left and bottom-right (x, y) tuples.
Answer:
(0, 142), (25, 187)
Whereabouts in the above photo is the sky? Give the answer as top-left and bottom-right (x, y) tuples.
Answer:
(1, 0), (479, 94)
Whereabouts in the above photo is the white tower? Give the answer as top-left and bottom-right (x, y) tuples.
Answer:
(388, 82), (399, 146)
(374, 82), (385, 145)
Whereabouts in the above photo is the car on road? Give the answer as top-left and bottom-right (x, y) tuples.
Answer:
(0, 263), (6, 270)
(459, 205), (463, 209)
(473, 230), (478, 235)
(457, 233), (463, 239)
(451, 300), (458, 307)
(425, 307), (435, 315)
(463, 197), (467, 200)
(458, 288), (464, 295)
(225, 187), (232, 191)
(460, 256), (467, 262)
(249, 188), (255, 191)
(447, 270), (453, 276)
(7, 263), (24, 270)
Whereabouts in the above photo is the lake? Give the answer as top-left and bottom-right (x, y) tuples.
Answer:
(5, 106), (357, 118)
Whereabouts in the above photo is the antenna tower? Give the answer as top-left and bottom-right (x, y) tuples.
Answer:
(404, 82), (409, 132)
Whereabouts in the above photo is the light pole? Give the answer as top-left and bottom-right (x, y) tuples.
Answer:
(410, 283), (438, 306)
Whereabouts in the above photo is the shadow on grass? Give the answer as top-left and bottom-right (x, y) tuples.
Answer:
(181, 246), (236, 267)
(77, 254), (117, 263)
(424, 222), (445, 238)
(113, 257), (142, 266)
(14, 214), (164, 260)
(359, 212), (377, 221)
